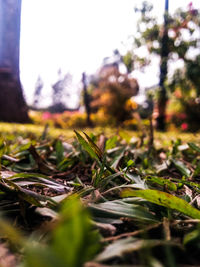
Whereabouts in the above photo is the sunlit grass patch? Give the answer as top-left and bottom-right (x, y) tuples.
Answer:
(0, 125), (200, 265)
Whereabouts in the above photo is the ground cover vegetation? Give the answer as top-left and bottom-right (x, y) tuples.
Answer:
(1, 1), (200, 266)
(0, 125), (200, 266)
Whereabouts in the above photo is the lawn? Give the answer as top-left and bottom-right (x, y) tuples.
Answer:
(1, 121), (199, 144)
(0, 122), (200, 266)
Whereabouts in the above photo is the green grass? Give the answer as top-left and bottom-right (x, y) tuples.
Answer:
(0, 122), (200, 266)
(0, 121), (200, 143)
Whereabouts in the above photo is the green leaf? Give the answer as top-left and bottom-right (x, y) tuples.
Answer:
(193, 161), (200, 177)
(126, 159), (135, 168)
(55, 140), (64, 166)
(171, 159), (191, 178)
(105, 136), (118, 151)
(9, 176), (69, 193)
(1, 178), (56, 207)
(121, 189), (200, 219)
(23, 246), (65, 267)
(171, 178), (200, 193)
(95, 237), (178, 262)
(146, 176), (177, 191)
(57, 157), (75, 171)
(51, 197), (101, 267)
(0, 217), (25, 247)
(4, 172), (69, 193)
(88, 200), (158, 222)
(74, 131), (99, 161)
(125, 173), (148, 189)
(111, 147), (126, 169)
(98, 172), (123, 189)
(183, 228), (200, 245)
(188, 142), (200, 153)
(83, 132), (103, 160)
(23, 197), (101, 267)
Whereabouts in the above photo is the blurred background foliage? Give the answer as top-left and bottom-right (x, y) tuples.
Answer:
(126, 1), (200, 131)
(1, 1), (200, 132)
(27, 1), (200, 132)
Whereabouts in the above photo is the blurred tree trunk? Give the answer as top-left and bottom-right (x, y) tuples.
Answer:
(0, 0), (30, 123)
(82, 72), (93, 127)
(156, 0), (169, 131)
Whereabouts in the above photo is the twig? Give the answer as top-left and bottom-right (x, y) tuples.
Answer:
(102, 222), (162, 243)
(163, 217), (171, 241)
(171, 219), (200, 226)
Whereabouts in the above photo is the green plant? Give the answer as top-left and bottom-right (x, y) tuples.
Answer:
(1, 127), (200, 265)
(22, 197), (100, 267)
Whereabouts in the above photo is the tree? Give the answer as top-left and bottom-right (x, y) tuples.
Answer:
(130, 1), (200, 130)
(0, 0), (29, 122)
(90, 55), (139, 124)
(82, 72), (93, 127)
(157, 0), (169, 131)
(33, 76), (44, 107)
(50, 71), (73, 113)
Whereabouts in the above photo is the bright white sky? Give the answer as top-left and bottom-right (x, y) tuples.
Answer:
(20, 0), (200, 107)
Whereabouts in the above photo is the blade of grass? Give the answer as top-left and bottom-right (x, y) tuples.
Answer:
(74, 131), (99, 161)
(122, 189), (200, 219)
